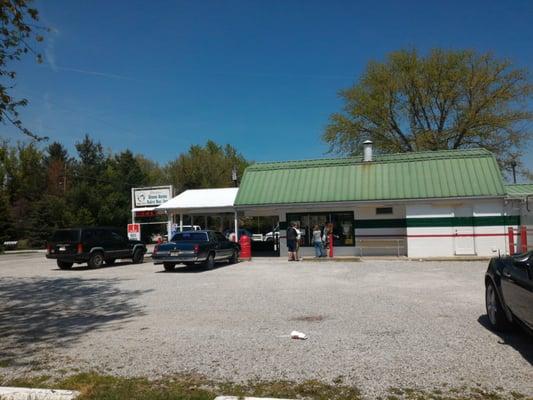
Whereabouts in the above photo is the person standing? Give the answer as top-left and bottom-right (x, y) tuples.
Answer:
(294, 222), (302, 261)
(322, 223), (332, 257)
(312, 225), (325, 257)
(286, 222), (297, 261)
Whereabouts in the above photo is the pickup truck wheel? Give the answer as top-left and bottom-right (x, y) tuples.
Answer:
(106, 258), (116, 265)
(57, 260), (73, 270)
(485, 281), (512, 331)
(132, 248), (144, 264)
(88, 252), (104, 269)
(205, 253), (215, 270)
(230, 250), (239, 264)
(163, 263), (175, 271)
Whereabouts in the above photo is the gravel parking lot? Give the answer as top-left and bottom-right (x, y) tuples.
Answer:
(0, 253), (531, 397)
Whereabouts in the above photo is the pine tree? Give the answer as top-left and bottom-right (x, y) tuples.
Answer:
(0, 190), (14, 251)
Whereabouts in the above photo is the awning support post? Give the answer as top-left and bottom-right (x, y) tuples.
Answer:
(234, 211), (239, 242)
(180, 213), (183, 232)
(167, 212), (172, 242)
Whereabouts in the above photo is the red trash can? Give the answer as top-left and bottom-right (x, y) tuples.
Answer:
(239, 234), (252, 261)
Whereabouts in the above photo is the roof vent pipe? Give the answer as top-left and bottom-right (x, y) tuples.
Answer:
(363, 140), (373, 162)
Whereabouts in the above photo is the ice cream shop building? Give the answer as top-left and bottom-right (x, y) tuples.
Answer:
(145, 144), (532, 258)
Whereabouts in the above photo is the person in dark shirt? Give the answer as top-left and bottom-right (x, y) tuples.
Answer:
(286, 222), (298, 261)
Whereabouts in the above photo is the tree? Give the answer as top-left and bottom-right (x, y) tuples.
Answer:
(0, 189), (14, 250)
(65, 135), (108, 225)
(44, 142), (70, 196)
(97, 150), (149, 227)
(0, 0), (47, 140)
(26, 194), (69, 247)
(323, 49), (532, 173)
(164, 140), (249, 192)
(135, 155), (165, 186)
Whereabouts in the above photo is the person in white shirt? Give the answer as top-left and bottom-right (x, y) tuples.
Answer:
(294, 223), (302, 261)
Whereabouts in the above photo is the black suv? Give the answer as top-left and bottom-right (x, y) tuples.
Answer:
(46, 227), (146, 269)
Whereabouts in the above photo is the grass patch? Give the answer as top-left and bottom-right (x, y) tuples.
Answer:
(0, 372), (531, 400)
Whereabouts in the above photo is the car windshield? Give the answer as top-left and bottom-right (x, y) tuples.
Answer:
(171, 232), (208, 242)
(51, 229), (81, 242)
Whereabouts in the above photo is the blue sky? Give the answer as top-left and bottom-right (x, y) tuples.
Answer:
(2, 0), (532, 172)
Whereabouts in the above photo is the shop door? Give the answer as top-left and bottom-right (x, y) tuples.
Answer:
(453, 206), (476, 255)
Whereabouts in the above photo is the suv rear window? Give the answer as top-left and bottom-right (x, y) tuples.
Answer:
(171, 232), (208, 242)
(51, 229), (81, 242)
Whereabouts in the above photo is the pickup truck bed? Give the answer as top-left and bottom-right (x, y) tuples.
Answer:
(152, 230), (239, 271)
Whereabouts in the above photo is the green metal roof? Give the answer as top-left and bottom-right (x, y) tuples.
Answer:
(505, 184), (533, 197)
(235, 148), (506, 206)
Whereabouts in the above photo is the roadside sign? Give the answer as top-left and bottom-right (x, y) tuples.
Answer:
(132, 186), (172, 207)
(127, 223), (141, 241)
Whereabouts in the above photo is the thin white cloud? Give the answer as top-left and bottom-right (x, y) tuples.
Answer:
(43, 25), (133, 81)
(44, 26), (59, 71)
(54, 66), (134, 81)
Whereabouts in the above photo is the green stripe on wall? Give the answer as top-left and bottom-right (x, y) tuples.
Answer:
(356, 215), (520, 229)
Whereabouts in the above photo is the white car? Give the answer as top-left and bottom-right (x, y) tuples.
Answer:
(263, 230), (280, 242)
(175, 225), (202, 232)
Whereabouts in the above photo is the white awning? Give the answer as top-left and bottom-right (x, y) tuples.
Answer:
(156, 188), (239, 213)
(132, 206), (158, 212)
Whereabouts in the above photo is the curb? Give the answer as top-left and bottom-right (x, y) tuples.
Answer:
(2, 250), (47, 254)
(407, 256), (492, 261)
(303, 257), (361, 262)
(0, 387), (79, 400)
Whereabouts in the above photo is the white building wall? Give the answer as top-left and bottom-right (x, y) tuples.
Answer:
(243, 198), (519, 258)
(355, 205), (407, 256)
(406, 203), (454, 258)
(407, 199), (517, 258)
(472, 201), (506, 256)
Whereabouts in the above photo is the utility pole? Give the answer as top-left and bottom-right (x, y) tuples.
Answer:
(510, 160), (517, 184)
(231, 165), (238, 187)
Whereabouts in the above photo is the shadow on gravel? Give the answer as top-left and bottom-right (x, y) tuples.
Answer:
(155, 263), (233, 273)
(52, 260), (138, 271)
(477, 315), (533, 365)
(0, 277), (150, 365)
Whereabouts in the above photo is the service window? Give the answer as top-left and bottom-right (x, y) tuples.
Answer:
(330, 212), (355, 246)
(286, 211), (354, 247)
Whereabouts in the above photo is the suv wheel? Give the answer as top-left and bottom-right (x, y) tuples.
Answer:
(205, 253), (215, 270)
(486, 281), (512, 331)
(132, 248), (144, 264)
(163, 263), (175, 271)
(57, 260), (73, 270)
(230, 250), (239, 264)
(88, 251), (104, 269)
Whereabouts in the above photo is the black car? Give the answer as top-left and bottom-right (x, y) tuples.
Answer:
(152, 230), (239, 271)
(46, 227), (146, 269)
(485, 251), (533, 332)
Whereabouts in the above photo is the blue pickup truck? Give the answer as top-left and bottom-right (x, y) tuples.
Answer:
(152, 230), (240, 271)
